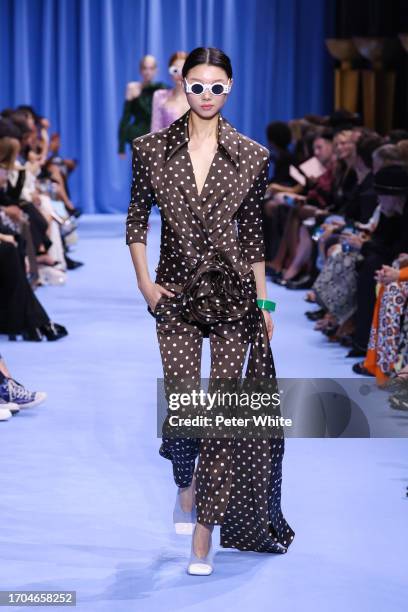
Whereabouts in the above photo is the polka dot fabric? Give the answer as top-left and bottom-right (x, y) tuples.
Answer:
(126, 109), (295, 554)
(126, 108), (269, 288)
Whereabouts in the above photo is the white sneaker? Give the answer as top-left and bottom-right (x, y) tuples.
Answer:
(0, 399), (20, 414)
(0, 407), (12, 421)
(0, 378), (47, 409)
(18, 390), (47, 409)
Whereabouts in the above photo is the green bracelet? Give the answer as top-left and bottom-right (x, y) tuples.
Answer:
(257, 298), (276, 312)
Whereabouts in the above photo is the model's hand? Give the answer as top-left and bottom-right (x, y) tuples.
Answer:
(261, 309), (274, 341)
(140, 281), (175, 311)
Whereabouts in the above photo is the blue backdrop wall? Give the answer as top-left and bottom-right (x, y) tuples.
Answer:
(0, 0), (335, 213)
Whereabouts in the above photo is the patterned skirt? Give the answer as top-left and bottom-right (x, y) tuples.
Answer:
(313, 251), (360, 325)
(364, 280), (408, 383)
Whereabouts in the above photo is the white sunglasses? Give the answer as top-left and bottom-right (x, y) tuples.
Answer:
(184, 78), (231, 96)
(169, 65), (182, 76)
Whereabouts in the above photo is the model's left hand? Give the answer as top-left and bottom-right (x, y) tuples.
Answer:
(262, 309), (274, 341)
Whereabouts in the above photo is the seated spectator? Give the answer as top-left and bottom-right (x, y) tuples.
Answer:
(1, 106), (83, 281)
(0, 102), (85, 343)
(264, 129), (335, 281)
(354, 255), (408, 381)
(1, 134), (59, 278)
(265, 129), (360, 287)
(0, 227), (68, 341)
(342, 133), (383, 223)
(372, 143), (406, 172)
(351, 165), (408, 356)
(44, 132), (80, 217)
(310, 165), (408, 350)
(266, 121), (297, 187)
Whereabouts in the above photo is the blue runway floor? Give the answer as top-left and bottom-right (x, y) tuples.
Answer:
(1, 215), (407, 611)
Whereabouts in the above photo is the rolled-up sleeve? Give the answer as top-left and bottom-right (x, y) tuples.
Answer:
(236, 158), (269, 263)
(125, 142), (155, 245)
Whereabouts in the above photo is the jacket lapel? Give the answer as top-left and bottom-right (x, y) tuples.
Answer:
(164, 109), (241, 228)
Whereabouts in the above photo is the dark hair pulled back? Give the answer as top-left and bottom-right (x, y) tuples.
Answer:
(182, 47), (233, 80)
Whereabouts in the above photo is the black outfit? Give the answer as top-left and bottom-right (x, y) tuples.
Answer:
(343, 172), (377, 225)
(328, 164), (358, 215)
(0, 167), (50, 253)
(353, 203), (408, 351)
(270, 149), (297, 185)
(262, 148), (299, 262)
(118, 81), (168, 153)
(126, 109), (295, 553)
(323, 173), (378, 253)
(0, 240), (49, 335)
(263, 203), (292, 262)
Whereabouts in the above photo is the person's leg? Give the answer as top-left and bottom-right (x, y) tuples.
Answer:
(20, 202), (50, 254)
(283, 223), (313, 280)
(19, 220), (39, 283)
(157, 321), (204, 509)
(0, 354), (11, 379)
(263, 202), (291, 268)
(193, 331), (250, 556)
(38, 194), (67, 271)
(353, 254), (383, 352)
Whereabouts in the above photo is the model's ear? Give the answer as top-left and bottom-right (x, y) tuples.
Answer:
(228, 78), (234, 92)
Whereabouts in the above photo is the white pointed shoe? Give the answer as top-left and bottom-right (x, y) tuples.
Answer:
(173, 487), (196, 535)
(187, 527), (214, 576)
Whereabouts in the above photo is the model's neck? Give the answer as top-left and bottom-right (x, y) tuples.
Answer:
(188, 110), (219, 142)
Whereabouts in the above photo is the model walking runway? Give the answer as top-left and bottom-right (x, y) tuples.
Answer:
(126, 47), (295, 573)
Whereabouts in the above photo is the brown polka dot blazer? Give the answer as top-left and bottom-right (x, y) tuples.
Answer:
(125, 108), (269, 290)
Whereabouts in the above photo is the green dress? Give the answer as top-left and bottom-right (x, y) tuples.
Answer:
(118, 81), (169, 153)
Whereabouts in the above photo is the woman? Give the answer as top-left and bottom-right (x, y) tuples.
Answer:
(351, 165), (408, 356)
(266, 129), (357, 287)
(126, 47), (294, 575)
(356, 256), (408, 382)
(0, 137), (50, 258)
(310, 135), (381, 336)
(265, 130), (335, 284)
(118, 55), (168, 156)
(0, 228), (68, 341)
(150, 51), (190, 132)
